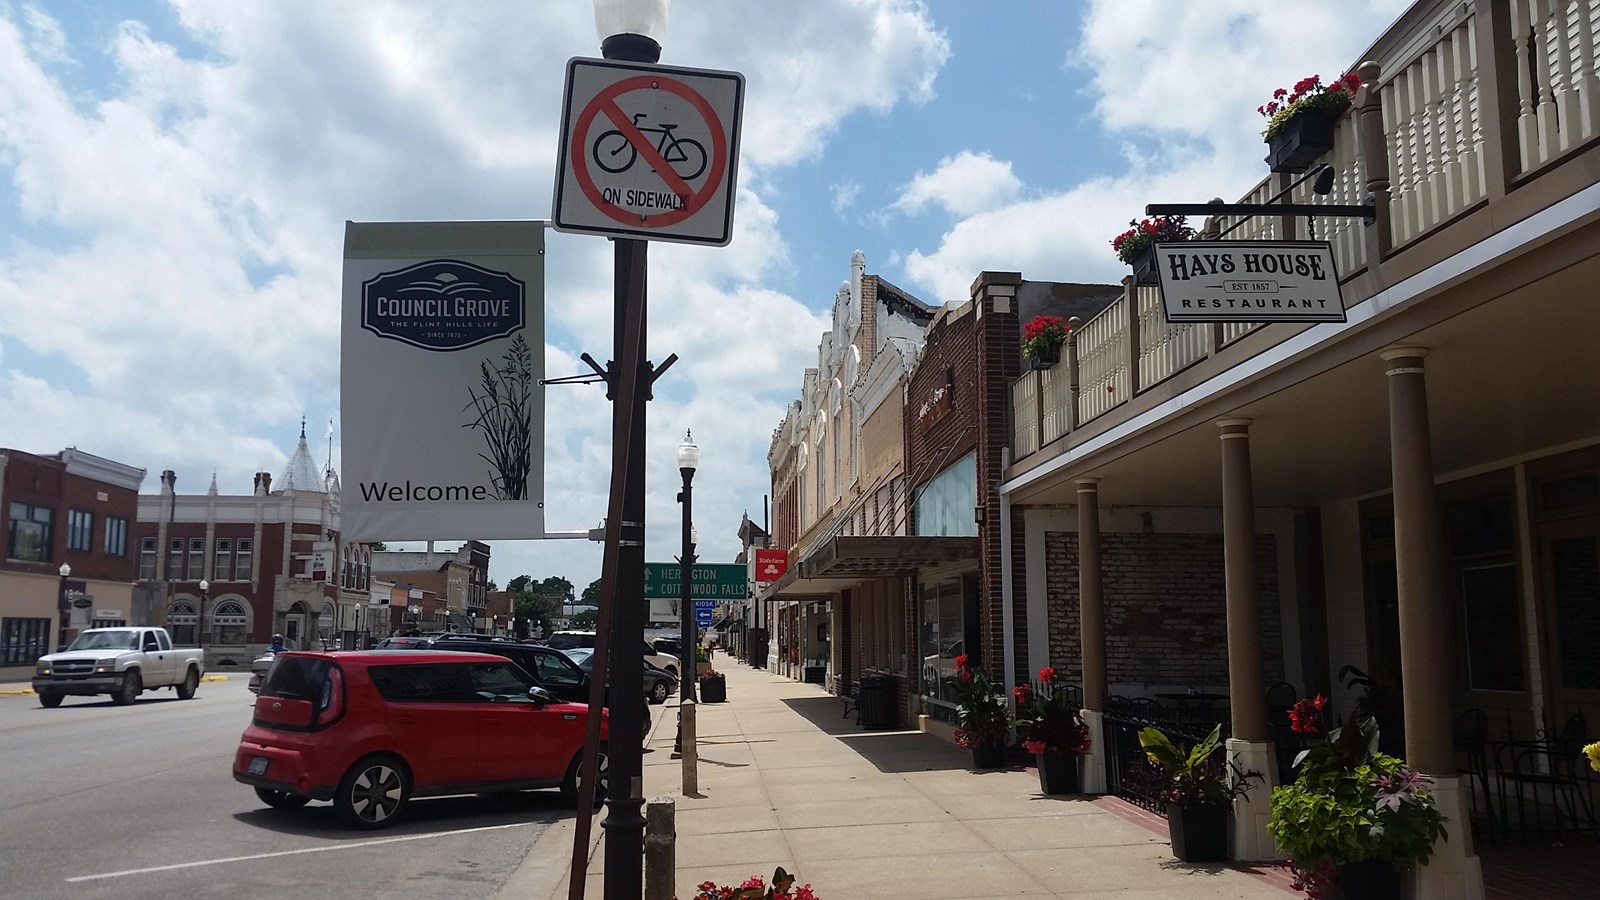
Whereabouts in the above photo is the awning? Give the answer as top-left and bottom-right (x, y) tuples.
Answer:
(765, 534), (980, 597)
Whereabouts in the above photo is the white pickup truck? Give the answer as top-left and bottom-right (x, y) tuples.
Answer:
(32, 627), (205, 708)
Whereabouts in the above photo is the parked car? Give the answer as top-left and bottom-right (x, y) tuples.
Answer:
(233, 650), (609, 829)
(544, 630), (597, 651)
(641, 640), (680, 678)
(32, 627), (205, 707)
(385, 633), (656, 736)
(248, 636), (336, 695)
(372, 633), (444, 650)
(564, 647), (679, 705)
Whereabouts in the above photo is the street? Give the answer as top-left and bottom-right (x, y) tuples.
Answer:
(0, 677), (565, 900)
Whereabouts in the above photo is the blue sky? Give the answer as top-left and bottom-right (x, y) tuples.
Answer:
(0, 0), (1406, 589)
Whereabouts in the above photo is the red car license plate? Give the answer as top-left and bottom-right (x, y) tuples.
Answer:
(248, 756), (269, 776)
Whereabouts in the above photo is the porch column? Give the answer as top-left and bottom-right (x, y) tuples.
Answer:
(1384, 347), (1485, 899)
(1217, 417), (1280, 861)
(1077, 479), (1107, 794)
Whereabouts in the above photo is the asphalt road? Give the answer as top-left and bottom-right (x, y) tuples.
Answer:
(0, 677), (569, 900)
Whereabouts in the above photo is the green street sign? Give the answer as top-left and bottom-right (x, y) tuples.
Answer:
(643, 562), (747, 601)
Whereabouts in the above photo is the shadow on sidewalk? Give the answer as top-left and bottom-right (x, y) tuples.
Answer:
(780, 696), (973, 774)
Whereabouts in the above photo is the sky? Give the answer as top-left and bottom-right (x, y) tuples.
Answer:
(0, 0), (1408, 590)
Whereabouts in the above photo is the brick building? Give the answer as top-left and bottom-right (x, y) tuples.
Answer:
(0, 447), (145, 676)
(131, 425), (376, 664)
(371, 540), (494, 634)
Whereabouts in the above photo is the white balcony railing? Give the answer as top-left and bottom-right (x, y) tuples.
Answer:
(1515, 0), (1600, 174)
(1075, 294), (1130, 425)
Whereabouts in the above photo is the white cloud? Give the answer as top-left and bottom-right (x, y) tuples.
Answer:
(893, 150), (1022, 217)
(831, 179), (860, 214)
(0, 1), (945, 588)
(897, 0), (1410, 305)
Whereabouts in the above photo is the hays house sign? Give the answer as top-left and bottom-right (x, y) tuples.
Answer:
(1154, 241), (1346, 324)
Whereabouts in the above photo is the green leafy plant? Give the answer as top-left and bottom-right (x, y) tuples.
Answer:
(1111, 215), (1195, 265)
(949, 654), (1009, 749)
(1258, 72), (1363, 141)
(1139, 724), (1261, 808)
(1268, 710), (1449, 897)
(696, 644), (711, 664)
(679, 867), (817, 900)
(1012, 666), (1090, 755)
(1020, 315), (1069, 360)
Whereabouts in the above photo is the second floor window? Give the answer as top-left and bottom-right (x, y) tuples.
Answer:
(214, 539), (232, 581)
(8, 503), (53, 562)
(68, 509), (93, 552)
(235, 539), (253, 582)
(168, 538), (183, 578)
(139, 537), (157, 580)
(187, 538), (205, 580)
(104, 517), (127, 556)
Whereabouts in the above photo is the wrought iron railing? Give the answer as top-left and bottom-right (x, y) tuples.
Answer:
(1101, 701), (1231, 816)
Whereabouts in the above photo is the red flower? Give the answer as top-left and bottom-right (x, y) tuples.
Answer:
(1038, 666), (1056, 685)
(1023, 739), (1047, 755)
(1288, 696), (1323, 734)
(1273, 87), (1287, 98)
(959, 669), (973, 684)
(1013, 683), (1032, 702)
(954, 653), (969, 670)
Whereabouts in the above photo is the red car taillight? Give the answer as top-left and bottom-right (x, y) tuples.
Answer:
(314, 666), (344, 727)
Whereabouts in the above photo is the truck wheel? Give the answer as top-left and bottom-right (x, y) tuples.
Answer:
(255, 787), (311, 809)
(335, 754), (410, 829)
(176, 668), (199, 700)
(39, 693), (63, 708)
(113, 671), (141, 706)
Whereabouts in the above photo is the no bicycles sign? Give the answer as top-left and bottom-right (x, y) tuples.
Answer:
(552, 58), (745, 246)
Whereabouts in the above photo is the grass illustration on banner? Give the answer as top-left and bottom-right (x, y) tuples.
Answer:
(463, 334), (534, 500)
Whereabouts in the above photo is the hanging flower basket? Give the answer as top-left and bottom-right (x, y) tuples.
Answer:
(1113, 217), (1194, 284)
(1131, 243), (1160, 286)
(1259, 72), (1361, 174)
(1027, 344), (1061, 371)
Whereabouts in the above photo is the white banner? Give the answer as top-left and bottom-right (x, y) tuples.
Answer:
(1155, 241), (1346, 323)
(340, 221), (546, 541)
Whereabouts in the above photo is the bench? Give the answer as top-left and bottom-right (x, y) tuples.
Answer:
(832, 675), (860, 723)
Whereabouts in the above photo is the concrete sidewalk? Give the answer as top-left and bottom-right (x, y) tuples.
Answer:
(506, 661), (1293, 900)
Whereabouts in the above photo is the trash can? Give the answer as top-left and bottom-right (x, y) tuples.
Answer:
(857, 674), (898, 729)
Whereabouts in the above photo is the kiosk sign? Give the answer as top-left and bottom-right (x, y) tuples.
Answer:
(552, 58), (745, 246)
(1154, 241), (1346, 323)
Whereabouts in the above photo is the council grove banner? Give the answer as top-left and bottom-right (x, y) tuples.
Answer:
(340, 221), (546, 541)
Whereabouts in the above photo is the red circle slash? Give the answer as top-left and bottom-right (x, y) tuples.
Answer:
(570, 74), (728, 229)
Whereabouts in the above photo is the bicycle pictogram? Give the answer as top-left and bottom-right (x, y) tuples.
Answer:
(591, 112), (709, 181)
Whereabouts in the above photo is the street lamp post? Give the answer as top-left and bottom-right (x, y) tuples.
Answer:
(583, 6), (667, 899)
(198, 580), (210, 648)
(677, 429), (699, 703)
(58, 563), (73, 650)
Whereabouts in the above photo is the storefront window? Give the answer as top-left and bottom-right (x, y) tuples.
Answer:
(918, 572), (979, 720)
(913, 453), (977, 537)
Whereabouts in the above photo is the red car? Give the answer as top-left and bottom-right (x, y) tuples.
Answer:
(233, 650), (609, 829)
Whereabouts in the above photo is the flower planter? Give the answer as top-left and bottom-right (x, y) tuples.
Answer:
(1335, 859), (1401, 899)
(698, 674), (727, 703)
(1131, 243), (1160, 285)
(1166, 802), (1229, 862)
(695, 660), (713, 677)
(970, 741), (1006, 770)
(1036, 751), (1079, 794)
(1026, 344), (1061, 371)
(1266, 108), (1337, 173)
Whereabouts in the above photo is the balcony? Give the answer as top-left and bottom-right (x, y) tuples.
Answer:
(1010, 0), (1600, 472)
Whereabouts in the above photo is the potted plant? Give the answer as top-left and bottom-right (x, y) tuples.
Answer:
(1012, 666), (1090, 794)
(698, 666), (727, 703)
(948, 654), (1010, 769)
(681, 866), (818, 899)
(695, 644), (714, 677)
(1139, 724), (1262, 862)
(1267, 710), (1449, 899)
(1259, 71), (1362, 173)
(1020, 315), (1069, 370)
(1112, 216), (1195, 284)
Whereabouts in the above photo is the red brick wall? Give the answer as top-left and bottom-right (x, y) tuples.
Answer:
(973, 277), (1024, 686)
(1, 452), (139, 582)
(1042, 531), (1285, 690)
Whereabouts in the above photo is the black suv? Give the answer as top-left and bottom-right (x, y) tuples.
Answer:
(425, 635), (590, 703)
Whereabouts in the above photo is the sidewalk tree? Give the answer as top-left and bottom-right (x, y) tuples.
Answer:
(508, 574), (558, 636)
(581, 578), (602, 606)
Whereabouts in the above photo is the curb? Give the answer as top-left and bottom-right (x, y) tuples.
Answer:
(494, 817), (599, 900)
(202, 674), (230, 682)
(0, 689), (34, 696)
